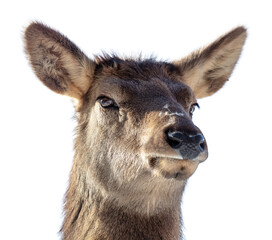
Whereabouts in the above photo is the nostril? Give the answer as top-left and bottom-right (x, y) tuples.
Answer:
(191, 133), (205, 151)
(166, 130), (206, 154)
(168, 139), (181, 149)
(165, 130), (183, 149)
(199, 142), (205, 152)
(192, 133), (204, 143)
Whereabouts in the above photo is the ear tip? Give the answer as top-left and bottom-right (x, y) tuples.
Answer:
(24, 21), (65, 55)
(231, 25), (248, 40)
(24, 21), (49, 38)
(235, 25), (247, 32)
(219, 26), (247, 48)
(24, 22), (42, 47)
(237, 25), (247, 34)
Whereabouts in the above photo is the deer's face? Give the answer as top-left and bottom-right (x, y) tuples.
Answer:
(24, 22), (246, 207)
(86, 63), (208, 182)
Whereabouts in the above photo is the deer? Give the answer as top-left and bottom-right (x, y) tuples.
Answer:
(24, 22), (246, 240)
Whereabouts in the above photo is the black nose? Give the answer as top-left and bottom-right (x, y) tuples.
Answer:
(166, 130), (205, 159)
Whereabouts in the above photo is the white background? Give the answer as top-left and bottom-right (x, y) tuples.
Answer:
(1, 0), (271, 239)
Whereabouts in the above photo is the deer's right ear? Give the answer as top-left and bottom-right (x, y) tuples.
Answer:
(24, 22), (96, 100)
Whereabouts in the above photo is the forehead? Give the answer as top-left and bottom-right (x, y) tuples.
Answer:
(93, 56), (195, 103)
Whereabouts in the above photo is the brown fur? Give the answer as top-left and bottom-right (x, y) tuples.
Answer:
(174, 26), (247, 98)
(24, 22), (247, 240)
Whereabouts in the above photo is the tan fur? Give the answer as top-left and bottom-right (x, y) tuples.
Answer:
(24, 22), (247, 240)
(24, 22), (95, 101)
(174, 26), (247, 98)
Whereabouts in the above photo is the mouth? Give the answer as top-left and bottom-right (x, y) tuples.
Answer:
(148, 156), (203, 180)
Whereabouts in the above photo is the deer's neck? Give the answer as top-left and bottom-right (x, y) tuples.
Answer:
(62, 189), (182, 240)
(61, 146), (185, 239)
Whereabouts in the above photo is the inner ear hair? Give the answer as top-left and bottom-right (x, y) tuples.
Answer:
(174, 26), (247, 98)
(24, 22), (96, 100)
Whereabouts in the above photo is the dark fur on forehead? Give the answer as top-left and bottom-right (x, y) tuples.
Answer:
(94, 53), (181, 81)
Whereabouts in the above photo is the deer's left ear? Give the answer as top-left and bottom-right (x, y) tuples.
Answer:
(174, 26), (247, 99)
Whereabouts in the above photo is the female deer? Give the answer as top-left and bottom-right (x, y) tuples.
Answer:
(24, 23), (246, 240)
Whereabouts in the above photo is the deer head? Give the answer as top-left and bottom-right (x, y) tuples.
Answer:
(24, 23), (246, 217)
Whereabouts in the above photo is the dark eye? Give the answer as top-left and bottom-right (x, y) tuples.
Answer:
(98, 96), (118, 109)
(189, 103), (200, 116)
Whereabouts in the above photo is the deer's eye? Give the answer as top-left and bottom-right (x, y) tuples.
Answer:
(98, 96), (118, 109)
(189, 103), (200, 116)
